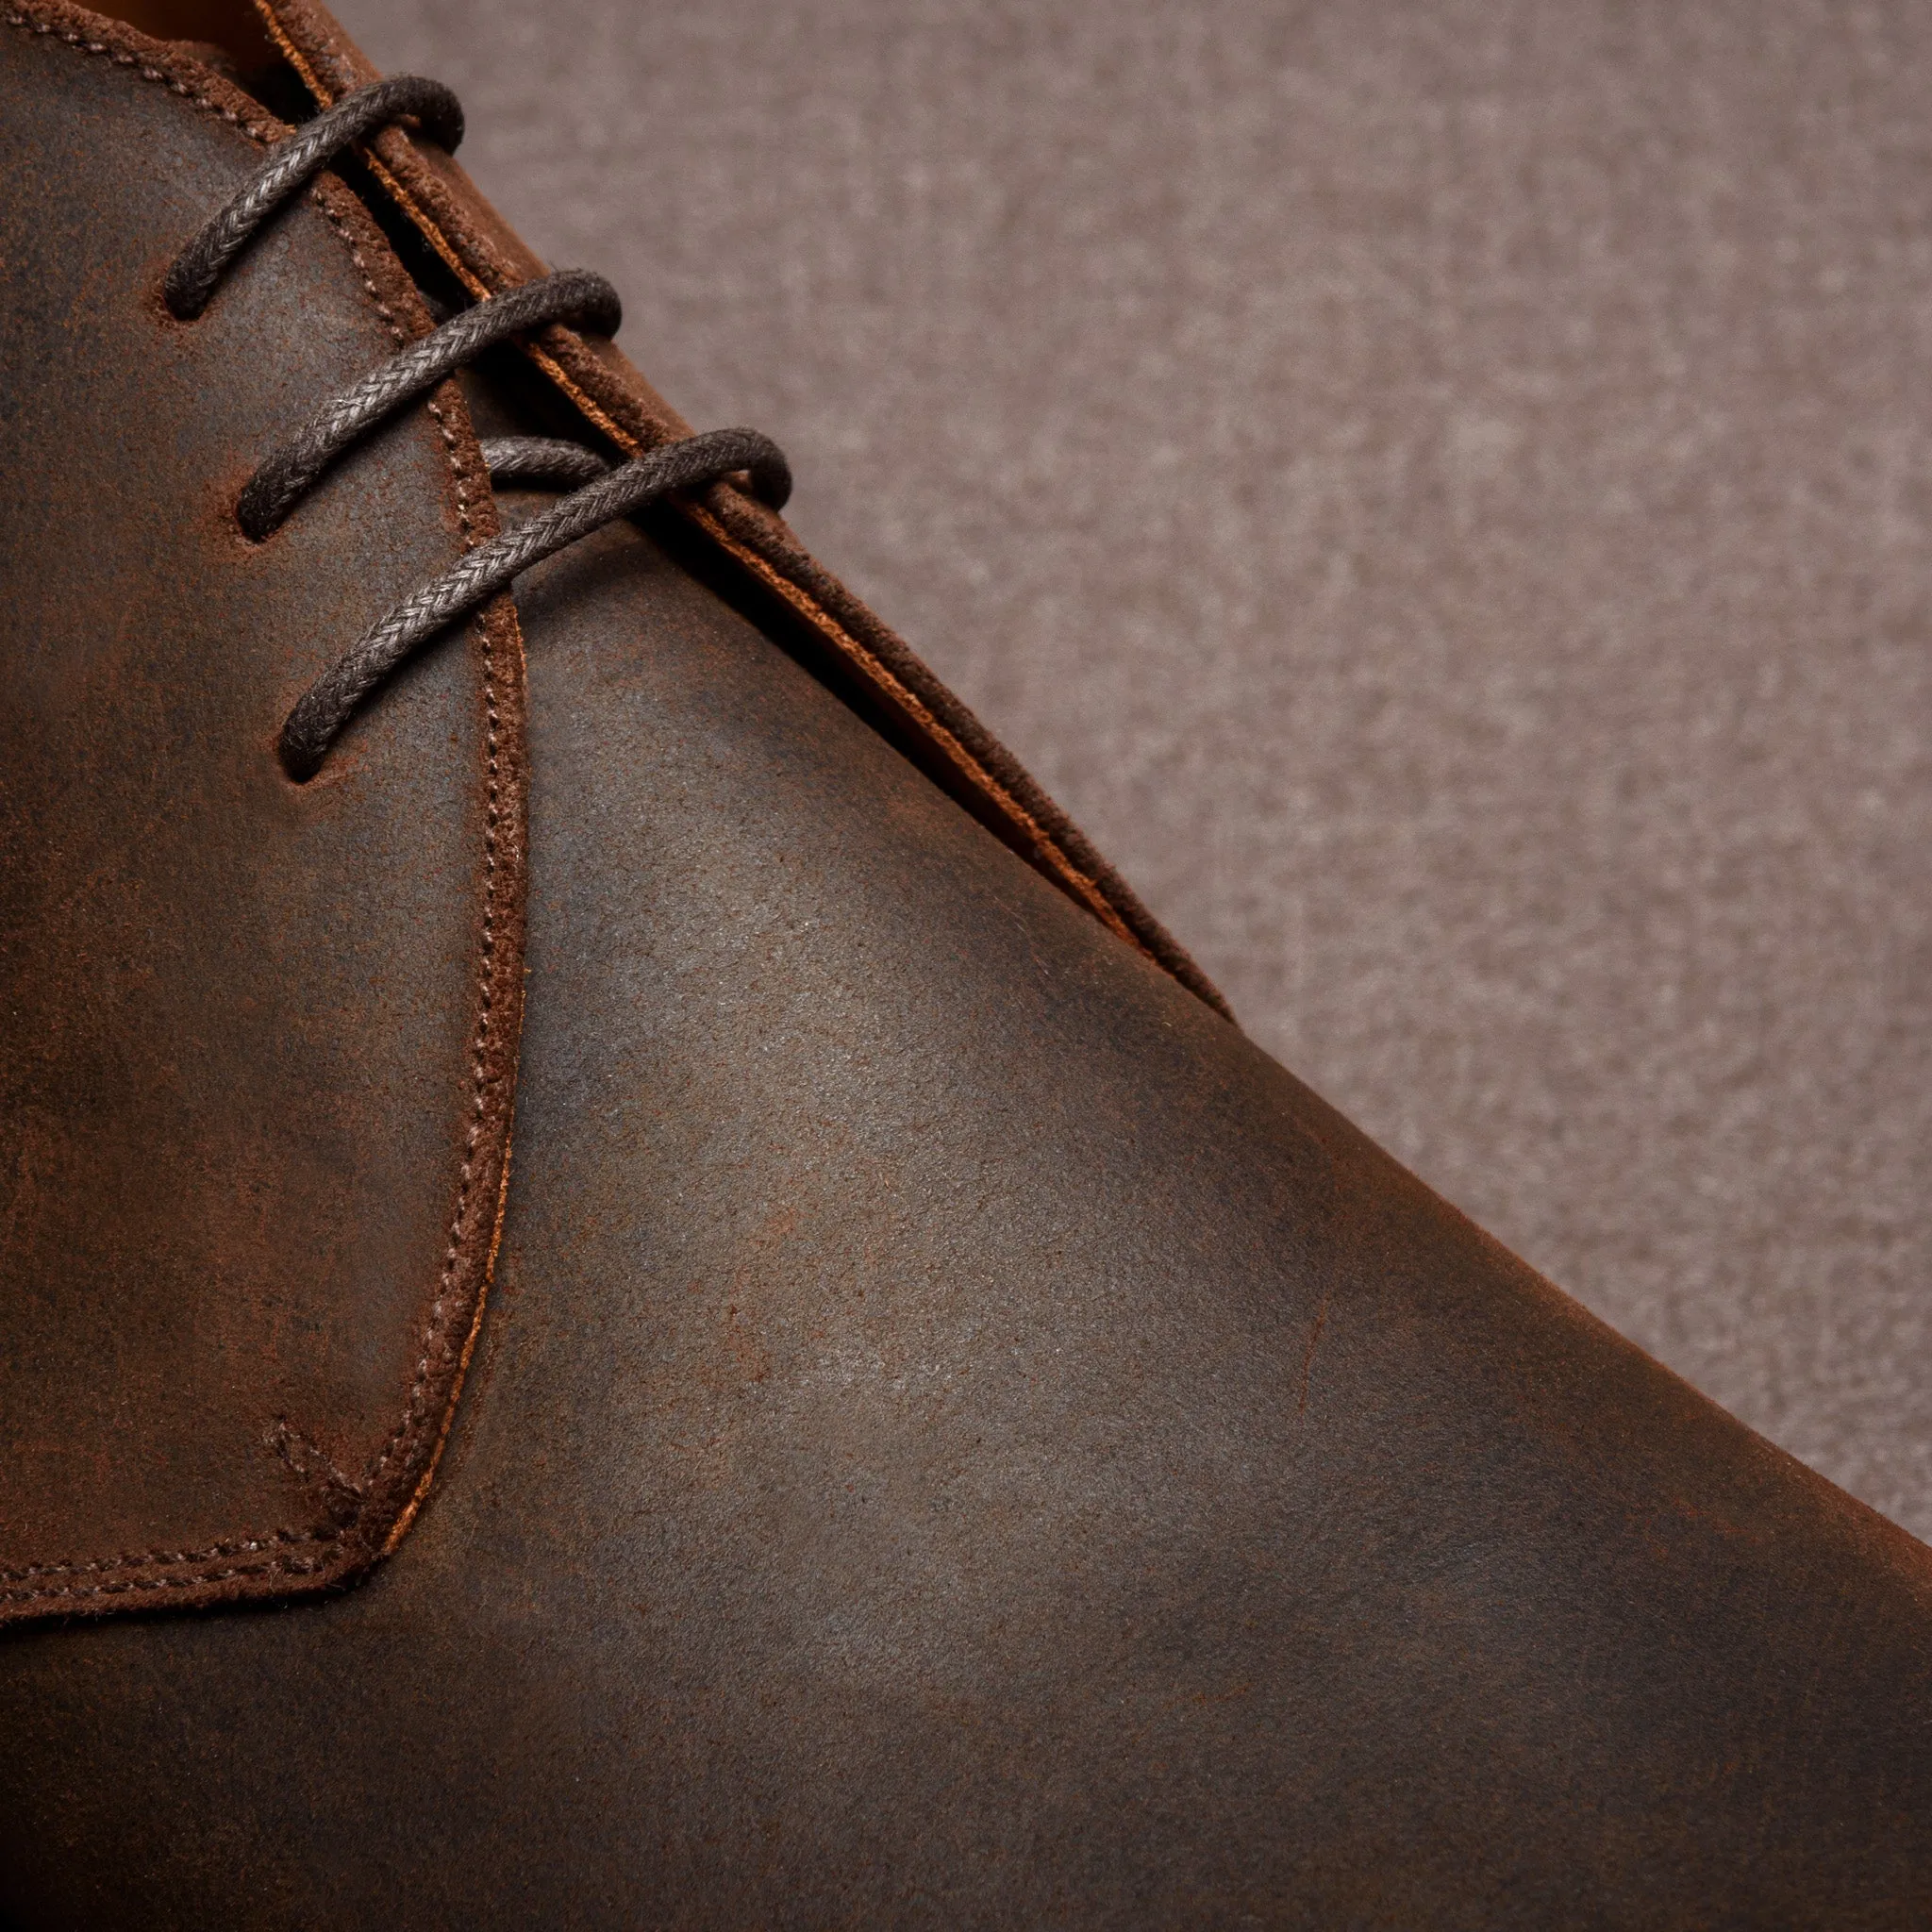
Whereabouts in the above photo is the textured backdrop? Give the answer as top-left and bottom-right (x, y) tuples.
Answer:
(332, 0), (1932, 1539)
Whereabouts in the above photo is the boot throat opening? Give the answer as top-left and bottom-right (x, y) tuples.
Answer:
(90, 0), (315, 117)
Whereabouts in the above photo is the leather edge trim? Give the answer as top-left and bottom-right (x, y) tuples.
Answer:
(0, 0), (529, 1623)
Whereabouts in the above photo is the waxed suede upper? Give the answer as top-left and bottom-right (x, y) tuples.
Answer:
(2, 4), (1931, 1926)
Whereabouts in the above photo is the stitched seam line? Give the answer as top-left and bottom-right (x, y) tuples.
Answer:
(0, 1525), (338, 1586)
(301, 197), (504, 1498)
(0, 1555), (333, 1603)
(2, 6), (505, 1608)
(3, 11), (277, 134)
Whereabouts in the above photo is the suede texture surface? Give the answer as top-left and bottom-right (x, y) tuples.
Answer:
(330, 0), (1932, 1539)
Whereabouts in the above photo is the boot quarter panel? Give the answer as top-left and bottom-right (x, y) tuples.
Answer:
(0, 7), (526, 1618)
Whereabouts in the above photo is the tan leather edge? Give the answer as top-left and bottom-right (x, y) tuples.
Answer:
(251, 0), (1233, 1022)
(0, 0), (528, 1624)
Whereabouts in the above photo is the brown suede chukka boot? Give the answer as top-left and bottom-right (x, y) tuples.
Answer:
(2, 2), (1929, 1924)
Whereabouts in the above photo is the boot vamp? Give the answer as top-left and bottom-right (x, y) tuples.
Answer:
(10, 506), (1929, 1928)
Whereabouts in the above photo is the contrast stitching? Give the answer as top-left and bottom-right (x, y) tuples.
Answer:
(1, 11), (277, 138)
(359, 384), (499, 1502)
(0, 1555), (331, 1605)
(269, 1419), (367, 1500)
(292, 171), (507, 1517)
(312, 197), (409, 353)
(0, 1526), (338, 1585)
(1, 8), (508, 1608)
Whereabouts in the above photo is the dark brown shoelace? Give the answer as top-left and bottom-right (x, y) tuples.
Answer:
(166, 75), (791, 779)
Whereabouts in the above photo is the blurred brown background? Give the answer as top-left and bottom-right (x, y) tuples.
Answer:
(332, 0), (1932, 1538)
